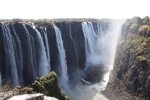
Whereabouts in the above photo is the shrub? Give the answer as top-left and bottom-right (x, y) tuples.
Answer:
(131, 16), (142, 25)
(142, 16), (150, 25)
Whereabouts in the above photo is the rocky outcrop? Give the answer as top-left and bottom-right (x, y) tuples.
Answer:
(31, 71), (69, 100)
(104, 17), (150, 100)
(8, 93), (58, 100)
(24, 71), (69, 100)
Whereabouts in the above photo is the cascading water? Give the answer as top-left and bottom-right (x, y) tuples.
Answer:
(72, 21), (123, 100)
(11, 25), (24, 85)
(1, 24), (19, 86)
(53, 24), (69, 91)
(23, 24), (36, 79)
(0, 20), (124, 100)
(82, 22), (101, 68)
(42, 28), (51, 72)
(32, 24), (50, 77)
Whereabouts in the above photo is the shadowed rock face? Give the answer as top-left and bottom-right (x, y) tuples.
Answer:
(105, 17), (150, 100)
(83, 64), (109, 84)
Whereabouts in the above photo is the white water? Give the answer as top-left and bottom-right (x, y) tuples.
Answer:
(82, 22), (100, 67)
(0, 21), (123, 100)
(53, 24), (69, 90)
(23, 24), (36, 78)
(2, 24), (19, 86)
(42, 28), (51, 72)
(76, 21), (124, 100)
(11, 25), (24, 85)
(97, 22), (122, 66)
(32, 25), (50, 77)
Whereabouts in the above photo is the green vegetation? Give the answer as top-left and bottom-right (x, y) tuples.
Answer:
(122, 16), (150, 39)
(32, 72), (63, 98)
(131, 16), (142, 25)
(137, 56), (146, 61)
(0, 72), (69, 100)
(25, 71), (69, 100)
(120, 16), (150, 62)
(142, 16), (150, 25)
(138, 25), (150, 32)
(0, 18), (112, 24)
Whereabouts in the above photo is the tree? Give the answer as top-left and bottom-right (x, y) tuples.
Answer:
(142, 16), (150, 25)
(131, 16), (142, 25)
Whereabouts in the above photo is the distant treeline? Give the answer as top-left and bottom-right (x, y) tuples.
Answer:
(0, 18), (112, 23)
(1, 16), (149, 24)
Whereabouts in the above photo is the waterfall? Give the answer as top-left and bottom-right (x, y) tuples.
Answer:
(53, 24), (69, 87)
(42, 28), (51, 72)
(79, 21), (123, 100)
(82, 22), (100, 68)
(11, 25), (24, 85)
(1, 24), (19, 86)
(23, 24), (36, 79)
(0, 20), (124, 100)
(98, 22), (122, 67)
(32, 25), (50, 77)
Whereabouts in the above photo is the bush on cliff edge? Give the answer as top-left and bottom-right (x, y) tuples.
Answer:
(16, 71), (69, 100)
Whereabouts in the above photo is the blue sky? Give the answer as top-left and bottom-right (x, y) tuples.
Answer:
(0, 0), (149, 19)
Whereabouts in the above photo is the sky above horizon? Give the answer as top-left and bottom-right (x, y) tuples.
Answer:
(0, 0), (149, 19)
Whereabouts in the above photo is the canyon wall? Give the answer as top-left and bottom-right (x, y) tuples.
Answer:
(105, 16), (150, 100)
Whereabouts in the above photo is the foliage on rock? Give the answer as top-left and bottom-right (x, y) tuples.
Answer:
(142, 16), (150, 25)
(105, 16), (150, 100)
(31, 71), (69, 100)
(14, 71), (69, 100)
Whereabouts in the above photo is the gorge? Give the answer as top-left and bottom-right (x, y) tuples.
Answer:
(0, 17), (150, 100)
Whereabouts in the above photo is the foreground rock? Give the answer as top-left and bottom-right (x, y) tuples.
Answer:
(8, 93), (58, 100)
(8, 71), (69, 100)
(31, 71), (69, 100)
(104, 16), (150, 100)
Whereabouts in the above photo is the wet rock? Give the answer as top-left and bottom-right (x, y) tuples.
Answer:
(82, 64), (109, 84)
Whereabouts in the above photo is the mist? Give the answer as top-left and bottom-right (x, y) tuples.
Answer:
(57, 20), (125, 100)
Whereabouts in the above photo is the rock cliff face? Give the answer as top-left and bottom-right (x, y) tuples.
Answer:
(105, 17), (150, 100)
